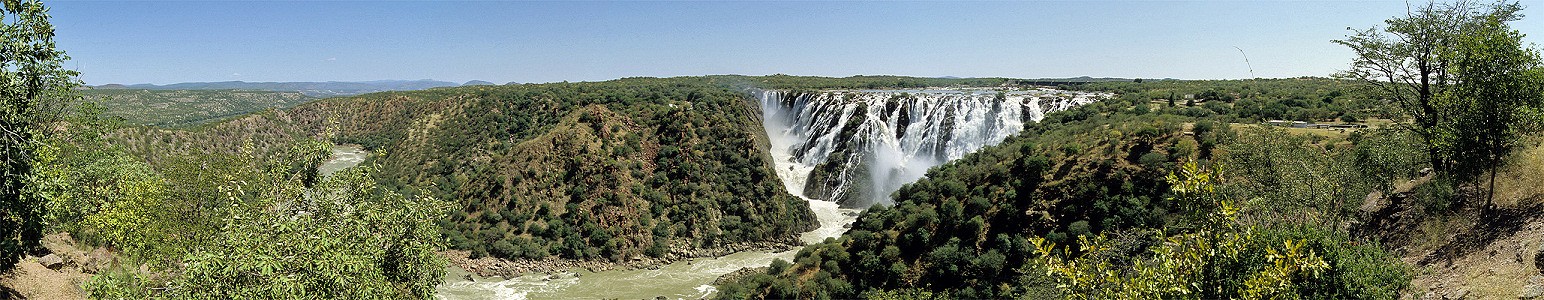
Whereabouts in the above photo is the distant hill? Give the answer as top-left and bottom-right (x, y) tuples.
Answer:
(462, 80), (496, 86)
(95, 80), (460, 97)
(82, 89), (315, 127)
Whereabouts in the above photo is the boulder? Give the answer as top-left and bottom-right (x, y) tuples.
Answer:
(83, 247), (113, 274)
(38, 254), (65, 270)
(1443, 288), (1467, 300)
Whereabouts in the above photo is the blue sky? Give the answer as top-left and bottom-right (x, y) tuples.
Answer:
(48, 1), (1544, 85)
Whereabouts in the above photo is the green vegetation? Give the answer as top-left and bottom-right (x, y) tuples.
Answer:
(3, 0), (1539, 298)
(716, 2), (1542, 295)
(89, 163), (447, 299)
(715, 91), (1412, 298)
(1030, 162), (1328, 299)
(286, 78), (823, 261)
(1, 0), (79, 274)
(81, 89), (314, 127)
(92, 77), (833, 265)
(1074, 77), (1381, 123)
(37, 103), (451, 297)
(1336, 1), (1544, 211)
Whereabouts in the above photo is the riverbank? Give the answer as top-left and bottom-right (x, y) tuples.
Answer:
(442, 237), (803, 279)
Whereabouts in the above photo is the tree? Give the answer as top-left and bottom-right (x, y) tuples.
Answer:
(1336, 1), (1542, 212)
(1439, 5), (1543, 209)
(82, 152), (452, 298)
(1031, 162), (1330, 299)
(1333, 1), (1529, 175)
(1, 0), (79, 273)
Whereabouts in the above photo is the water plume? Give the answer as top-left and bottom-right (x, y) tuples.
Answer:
(758, 88), (1108, 208)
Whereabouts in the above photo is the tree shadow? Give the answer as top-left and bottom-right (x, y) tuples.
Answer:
(0, 283), (21, 299)
(1416, 197), (1544, 266)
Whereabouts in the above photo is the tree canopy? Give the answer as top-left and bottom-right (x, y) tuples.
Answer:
(1, 0), (79, 273)
(1336, 1), (1544, 210)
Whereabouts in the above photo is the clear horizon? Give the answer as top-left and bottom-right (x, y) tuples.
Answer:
(49, 0), (1544, 85)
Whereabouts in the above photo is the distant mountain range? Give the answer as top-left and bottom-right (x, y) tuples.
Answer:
(93, 80), (488, 97)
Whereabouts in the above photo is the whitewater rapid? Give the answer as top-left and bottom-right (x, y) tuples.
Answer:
(757, 88), (1108, 207)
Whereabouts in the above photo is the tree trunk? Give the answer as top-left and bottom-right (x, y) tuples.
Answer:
(1487, 157), (1498, 215)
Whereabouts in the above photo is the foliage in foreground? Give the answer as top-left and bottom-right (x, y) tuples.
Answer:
(1337, 0), (1544, 209)
(79, 149), (450, 298)
(1, 0), (80, 273)
(1032, 162), (1328, 299)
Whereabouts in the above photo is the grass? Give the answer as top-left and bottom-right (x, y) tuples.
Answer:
(1397, 137), (1544, 299)
(1229, 123), (1356, 139)
(1492, 137), (1544, 207)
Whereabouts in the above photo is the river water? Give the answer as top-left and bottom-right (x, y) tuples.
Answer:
(319, 144), (368, 176)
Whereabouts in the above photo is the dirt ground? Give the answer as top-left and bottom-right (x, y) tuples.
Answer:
(0, 233), (103, 300)
(0, 257), (89, 300)
(1398, 204), (1544, 299)
(1381, 143), (1544, 299)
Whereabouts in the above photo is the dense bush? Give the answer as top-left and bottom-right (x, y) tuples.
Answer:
(82, 159), (449, 298)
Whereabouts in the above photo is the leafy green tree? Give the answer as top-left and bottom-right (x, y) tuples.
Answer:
(1334, 1), (1473, 172)
(1437, 5), (1543, 209)
(83, 153), (451, 298)
(1031, 162), (1329, 299)
(1334, 0), (1538, 183)
(1, 0), (79, 273)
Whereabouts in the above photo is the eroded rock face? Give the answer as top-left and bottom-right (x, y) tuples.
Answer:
(82, 248), (114, 274)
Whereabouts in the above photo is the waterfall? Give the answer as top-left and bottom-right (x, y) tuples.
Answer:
(758, 88), (1109, 208)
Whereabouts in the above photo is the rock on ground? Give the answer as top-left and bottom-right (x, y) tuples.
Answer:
(37, 254), (64, 270)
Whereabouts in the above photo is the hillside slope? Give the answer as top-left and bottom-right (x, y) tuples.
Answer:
(110, 77), (820, 266)
(83, 89), (314, 127)
(1364, 138), (1544, 299)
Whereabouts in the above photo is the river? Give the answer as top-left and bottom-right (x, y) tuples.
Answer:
(319, 144), (368, 176)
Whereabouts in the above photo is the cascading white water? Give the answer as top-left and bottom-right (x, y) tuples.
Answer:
(759, 88), (1109, 208)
